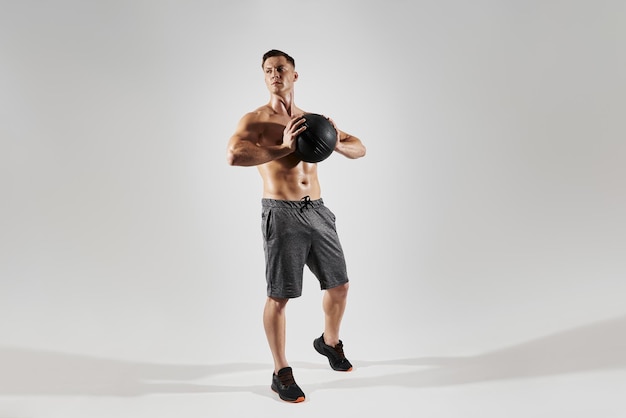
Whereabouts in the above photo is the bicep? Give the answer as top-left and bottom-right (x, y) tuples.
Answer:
(338, 129), (361, 144)
(226, 115), (263, 165)
(228, 130), (257, 151)
(229, 116), (261, 150)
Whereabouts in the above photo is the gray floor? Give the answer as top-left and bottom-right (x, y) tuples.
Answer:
(2, 313), (625, 417)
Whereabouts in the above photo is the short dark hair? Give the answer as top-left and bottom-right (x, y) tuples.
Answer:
(262, 49), (295, 69)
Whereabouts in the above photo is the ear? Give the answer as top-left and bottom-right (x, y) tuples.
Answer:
(293, 71), (299, 82)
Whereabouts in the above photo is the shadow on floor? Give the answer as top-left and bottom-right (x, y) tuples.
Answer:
(1, 315), (625, 398)
(0, 348), (270, 397)
(312, 313), (626, 391)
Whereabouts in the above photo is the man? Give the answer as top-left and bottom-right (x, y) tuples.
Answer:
(226, 49), (366, 403)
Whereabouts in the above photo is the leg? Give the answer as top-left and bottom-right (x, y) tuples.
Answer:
(314, 282), (352, 371)
(322, 282), (349, 346)
(265, 295), (306, 402)
(263, 296), (290, 374)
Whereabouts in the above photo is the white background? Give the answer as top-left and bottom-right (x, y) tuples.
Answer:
(1, 1), (625, 417)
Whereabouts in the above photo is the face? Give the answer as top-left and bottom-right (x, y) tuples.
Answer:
(263, 56), (298, 94)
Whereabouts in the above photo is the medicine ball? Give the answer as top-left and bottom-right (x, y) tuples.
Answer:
(294, 113), (337, 163)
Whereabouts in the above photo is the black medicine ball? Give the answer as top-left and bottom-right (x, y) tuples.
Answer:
(294, 113), (337, 163)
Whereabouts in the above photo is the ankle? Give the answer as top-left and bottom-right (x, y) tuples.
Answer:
(323, 335), (339, 347)
(273, 360), (290, 374)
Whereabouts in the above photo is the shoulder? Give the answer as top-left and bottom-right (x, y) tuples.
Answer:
(235, 106), (270, 129)
(232, 106), (274, 142)
(246, 105), (273, 120)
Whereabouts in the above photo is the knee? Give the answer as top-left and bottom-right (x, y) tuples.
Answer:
(266, 296), (289, 312)
(328, 282), (349, 299)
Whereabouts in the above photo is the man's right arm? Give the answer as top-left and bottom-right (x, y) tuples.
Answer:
(226, 113), (304, 167)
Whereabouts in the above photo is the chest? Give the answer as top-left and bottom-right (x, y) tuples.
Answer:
(258, 115), (292, 145)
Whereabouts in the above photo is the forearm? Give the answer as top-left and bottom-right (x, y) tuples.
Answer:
(335, 136), (366, 159)
(227, 142), (292, 166)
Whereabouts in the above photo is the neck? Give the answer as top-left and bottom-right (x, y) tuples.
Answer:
(269, 92), (296, 116)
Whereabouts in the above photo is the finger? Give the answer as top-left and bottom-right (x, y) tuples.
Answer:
(292, 116), (307, 130)
(324, 116), (337, 129)
(285, 116), (303, 133)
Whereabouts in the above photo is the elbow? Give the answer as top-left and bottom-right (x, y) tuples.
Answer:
(226, 146), (239, 166)
(226, 151), (236, 166)
(350, 144), (366, 159)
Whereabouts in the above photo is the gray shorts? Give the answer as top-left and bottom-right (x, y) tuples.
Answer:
(261, 197), (349, 299)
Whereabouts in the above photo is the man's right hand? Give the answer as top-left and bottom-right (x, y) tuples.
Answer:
(282, 114), (307, 152)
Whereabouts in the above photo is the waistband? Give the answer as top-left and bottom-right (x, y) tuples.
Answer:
(262, 196), (325, 210)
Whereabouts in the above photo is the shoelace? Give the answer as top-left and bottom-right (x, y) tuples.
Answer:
(277, 371), (296, 386)
(299, 195), (312, 212)
(333, 341), (346, 358)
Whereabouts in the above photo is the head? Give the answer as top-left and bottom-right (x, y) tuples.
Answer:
(262, 49), (295, 69)
(262, 49), (298, 94)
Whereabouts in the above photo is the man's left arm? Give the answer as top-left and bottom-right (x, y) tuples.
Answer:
(327, 117), (366, 159)
(335, 130), (366, 159)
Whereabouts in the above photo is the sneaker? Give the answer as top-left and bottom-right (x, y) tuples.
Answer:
(271, 367), (305, 403)
(313, 334), (353, 371)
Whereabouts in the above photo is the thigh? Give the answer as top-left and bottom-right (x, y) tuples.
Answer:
(307, 205), (349, 289)
(263, 207), (311, 298)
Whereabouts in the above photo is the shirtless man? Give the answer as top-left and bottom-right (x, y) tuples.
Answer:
(226, 49), (366, 403)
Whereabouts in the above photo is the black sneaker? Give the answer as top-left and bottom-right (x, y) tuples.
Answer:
(271, 367), (305, 403)
(313, 334), (353, 371)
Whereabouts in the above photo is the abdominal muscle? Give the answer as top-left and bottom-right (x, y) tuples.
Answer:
(258, 157), (321, 201)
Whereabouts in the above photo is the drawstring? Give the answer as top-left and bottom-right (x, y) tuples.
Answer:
(300, 195), (312, 212)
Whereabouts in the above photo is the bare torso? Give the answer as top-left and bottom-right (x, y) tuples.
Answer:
(253, 105), (321, 201)
(228, 53), (365, 201)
